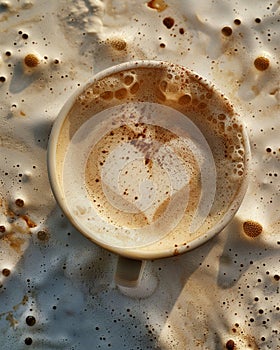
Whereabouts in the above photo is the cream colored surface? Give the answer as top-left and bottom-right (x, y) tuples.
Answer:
(0, 0), (279, 349)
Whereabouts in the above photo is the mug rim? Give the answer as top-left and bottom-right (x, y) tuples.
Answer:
(47, 59), (251, 260)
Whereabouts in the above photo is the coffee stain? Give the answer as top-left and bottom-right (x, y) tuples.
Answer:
(1, 197), (37, 229)
(0, 295), (28, 329)
(21, 215), (37, 228)
(230, 323), (260, 350)
(5, 313), (18, 329)
(243, 220), (263, 238)
(2, 233), (26, 254)
(13, 295), (29, 311)
(106, 38), (127, 51)
(254, 57), (270, 71)
(0, 199), (36, 253)
(24, 53), (40, 68)
(147, 0), (168, 12)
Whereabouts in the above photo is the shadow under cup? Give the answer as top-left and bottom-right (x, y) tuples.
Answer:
(48, 61), (250, 260)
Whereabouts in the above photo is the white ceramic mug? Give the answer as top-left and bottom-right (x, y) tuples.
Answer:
(47, 60), (250, 287)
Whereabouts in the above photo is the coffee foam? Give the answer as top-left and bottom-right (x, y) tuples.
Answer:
(56, 63), (247, 250)
(62, 102), (217, 247)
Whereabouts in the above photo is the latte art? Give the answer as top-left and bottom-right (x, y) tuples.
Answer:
(62, 102), (216, 247)
(55, 62), (248, 252)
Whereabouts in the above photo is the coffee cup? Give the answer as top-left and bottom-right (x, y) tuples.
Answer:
(47, 60), (250, 287)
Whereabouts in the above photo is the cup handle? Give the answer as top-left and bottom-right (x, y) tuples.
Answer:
(115, 256), (146, 288)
